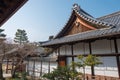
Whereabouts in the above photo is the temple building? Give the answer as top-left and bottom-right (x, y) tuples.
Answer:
(42, 4), (120, 79)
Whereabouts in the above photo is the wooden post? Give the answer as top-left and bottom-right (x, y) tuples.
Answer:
(27, 59), (29, 75)
(71, 44), (75, 80)
(40, 56), (42, 76)
(58, 48), (60, 66)
(33, 60), (35, 77)
(11, 59), (14, 73)
(114, 38), (120, 78)
(88, 42), (95, 79)
(48, 59), (50, 73)
(6, 59), (9, 73)
(71, 44), (74, 62)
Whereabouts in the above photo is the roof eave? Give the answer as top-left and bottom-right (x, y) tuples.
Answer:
(0, 0), (28, 27)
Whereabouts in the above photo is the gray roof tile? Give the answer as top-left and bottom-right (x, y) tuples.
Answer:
(42, 27), (120, 47)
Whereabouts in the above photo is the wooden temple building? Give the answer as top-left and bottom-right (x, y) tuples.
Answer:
(42, 4), (120, 79)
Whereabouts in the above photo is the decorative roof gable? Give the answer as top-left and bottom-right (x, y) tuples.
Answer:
(41, 4), (120, 47)
(55, 4), (115, 38)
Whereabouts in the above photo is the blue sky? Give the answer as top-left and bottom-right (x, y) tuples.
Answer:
(2, 0), (120, 42)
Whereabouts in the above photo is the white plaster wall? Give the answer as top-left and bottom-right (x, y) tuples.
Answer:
(27, 61), (57, 77)
(60, 45), (72, 55)
(60, 45), (66, 55)
(60, 43), (89, 55)
(85, 66), (91, 74)
(28, 61), (34, 71)
(73, 43), (84, 55)
(35, 61), (41, 76)
(74, 57), (91, 74)
(84, 43), (90, 54)
(50, 62), (57, 72)
(117, 39), (120, 53)
(94, 57), (118, 77)
(65, 45), (72, 55)
(42, 62), (49, 74)
(92, 39), (115, 54)
(66, 57), (72, 65)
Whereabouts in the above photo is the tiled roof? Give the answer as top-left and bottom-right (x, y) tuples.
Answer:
(97, 11), (120, 27)
(73, 4), (115, 28)
(41, 4), (120, 47)
(42, 27), (120, 46)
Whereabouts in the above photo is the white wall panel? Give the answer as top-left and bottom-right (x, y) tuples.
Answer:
(94, 57), (118, 77)
(65, 45), (72, 55)
(60, 45), (66, 55)
(50, 62), (57, 72)
(67, 57), (72, 65)
(84, 43), (89, 54)
(27, 61), (57, 77)
(73, 43), (84, 55)
(92, 39), (115, 54)
(85, 66), (91, 74)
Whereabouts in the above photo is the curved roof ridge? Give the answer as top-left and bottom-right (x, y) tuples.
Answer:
(73, 3), (115, 28)
(54, 9), (75, 38)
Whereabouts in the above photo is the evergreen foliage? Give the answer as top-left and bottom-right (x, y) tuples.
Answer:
(14, 29), (29, 44)
(0, 29), (6, 37)
(43, 66), (81, 80)
(42, 55), (102, 80)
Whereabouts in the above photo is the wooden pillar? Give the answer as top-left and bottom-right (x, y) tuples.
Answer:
(71, 44), (75, 75)
(33, 60), (35, 77)
(58, 47), (60, 66)
(11, 59), (14, 73)
(6, 59), (9, 73)
(71, 44), (74, 62)
(27, 59), (29, 75)
(114, 38), (120, 78)
(40, 56), (42, 76)
(88, 42), (95, 78)
(48, 58), (50, 73)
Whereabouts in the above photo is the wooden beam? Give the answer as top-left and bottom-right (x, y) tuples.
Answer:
(59, 53), (120, 57)
(78, 18), (97, 30)
(114, 38), (120, 78)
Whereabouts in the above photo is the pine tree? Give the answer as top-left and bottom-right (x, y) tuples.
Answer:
(14, 29), (29, 44)
(0, 28), (5, 80)
(0, 29), (6, 37)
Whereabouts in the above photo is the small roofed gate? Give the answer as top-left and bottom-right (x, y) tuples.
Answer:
(58, 56), (66, 66)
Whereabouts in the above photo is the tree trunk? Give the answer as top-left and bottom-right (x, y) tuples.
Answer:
(11, 66), (17, 78)
(0, 63), (4, 80)
(11, 59), (22, 78)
